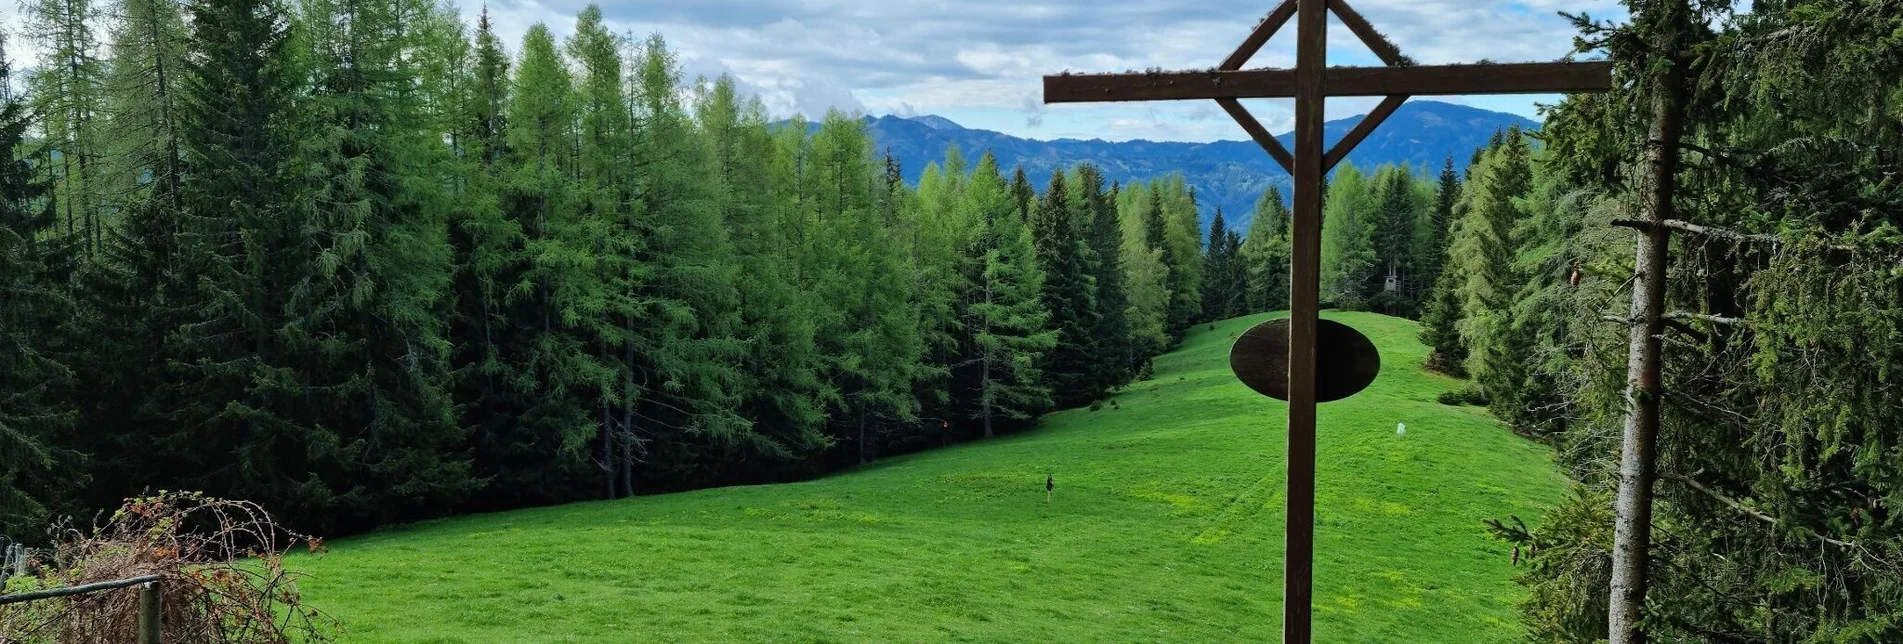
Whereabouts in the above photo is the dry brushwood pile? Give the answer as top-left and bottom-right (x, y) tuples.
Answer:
(0, 492), (334, 643)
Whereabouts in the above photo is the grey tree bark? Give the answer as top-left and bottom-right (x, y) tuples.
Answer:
(1609, 4), (1687, 641)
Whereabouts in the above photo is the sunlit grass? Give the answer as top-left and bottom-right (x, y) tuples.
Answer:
(290, 311), (1562, 642)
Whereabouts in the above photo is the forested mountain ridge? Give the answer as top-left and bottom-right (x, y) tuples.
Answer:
(846, 101), (1537, 231)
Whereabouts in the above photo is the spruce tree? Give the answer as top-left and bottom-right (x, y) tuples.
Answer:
(167, 0), (296, 503)
(1420, 157), (1459, 291)
(1418, 264), (1468, 376)
(281, 0), (475, 531)
(1369, 165), (1418, 298)
(1031, 171), (1098, 408)
(0, 56), (77, 532)
(1074, 164), (1132, 392)
(1417, 157), (1465, 374)
(1201, 208), (1232, 321)
(1219, 228), (1245, 318)
(1239, 187), (1291, 314)
(1450, 130), (1532, 395)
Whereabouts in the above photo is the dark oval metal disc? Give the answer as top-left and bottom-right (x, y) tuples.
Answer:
(1229, 318), (1381, 403)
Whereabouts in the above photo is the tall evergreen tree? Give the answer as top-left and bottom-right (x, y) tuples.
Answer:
(166, 0), (324, 528)
(1320, 163), (1378, 308)
(965, 154), (1055, 437)
(1155, 180), (1204, 336)
(611, 33), (747, 487)
(0, 54), (77, 533)
(1450, 129), (1533, 397)
(1031, 171), (1098, 408)
(446, 20), (599, 508)
(1074, 164), (1131, 392)
(1201, 208), (1231, 320)
(1421, 157), (1459, 290)
(909, 148), (973, 443)
(1368, 164), (1422, 310)
(66, 0), (192, 510)
(1118, 183), (1172, 368)
(696, 75), (827, 468)
(278, 0), (475, 531)
(801, 111), (922, 464)
(1239, 187), (1291, 314)
(1417, 157), (1465, 374)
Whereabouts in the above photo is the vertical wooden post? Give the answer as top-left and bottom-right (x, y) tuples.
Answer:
(139, 581), (161, 644)
(1284, 0), (1325, 642)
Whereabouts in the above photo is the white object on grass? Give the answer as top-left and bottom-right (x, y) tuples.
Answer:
(1396, 422), (1407, 436)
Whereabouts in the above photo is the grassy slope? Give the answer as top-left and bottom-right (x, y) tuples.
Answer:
(292, 312), (1564, 643)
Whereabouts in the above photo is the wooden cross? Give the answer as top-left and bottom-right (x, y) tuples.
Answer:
(1043, 2), (1610, 641)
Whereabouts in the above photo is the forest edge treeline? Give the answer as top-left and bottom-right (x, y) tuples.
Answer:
(0, 0), (1465, 541)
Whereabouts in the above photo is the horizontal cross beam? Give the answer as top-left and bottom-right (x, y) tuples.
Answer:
(1045, 60), (1614, 103)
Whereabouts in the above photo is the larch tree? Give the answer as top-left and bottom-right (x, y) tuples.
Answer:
(67, 0), (192, 506)
(965, 153), (1055, 437)
(910, 148), (975, 442)
(619, 33), (749, 483)
(696, 75), (828, 466)
(1319, 163), (1377, 308)
(1118, 182), (1171, 368)
(26, 0), (107, 256)
(453, 11), (600, 509)
(1153, 178), (1203, 337)
(801, 111), (923, 464)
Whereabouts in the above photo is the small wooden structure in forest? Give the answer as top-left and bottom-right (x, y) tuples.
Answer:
(1042, 2), (1611, 640)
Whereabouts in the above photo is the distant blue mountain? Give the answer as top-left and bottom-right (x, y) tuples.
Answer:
(837, 101), (1537, 233)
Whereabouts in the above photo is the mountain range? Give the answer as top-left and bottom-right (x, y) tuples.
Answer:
(845, 100), (1539, 232)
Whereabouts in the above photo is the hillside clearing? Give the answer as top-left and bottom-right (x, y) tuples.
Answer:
(291, 312), (1563, 642)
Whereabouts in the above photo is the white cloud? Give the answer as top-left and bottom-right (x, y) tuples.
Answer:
(0, 0), (1625, 142)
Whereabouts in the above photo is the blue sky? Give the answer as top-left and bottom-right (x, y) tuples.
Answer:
(6, 0), (1625, 143)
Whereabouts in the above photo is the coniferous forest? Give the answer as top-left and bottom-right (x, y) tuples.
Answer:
(0, 0), (1391, 539)
(4, 0), (1903, 640)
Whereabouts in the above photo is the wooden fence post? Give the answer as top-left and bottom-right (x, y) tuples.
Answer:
(139, 581), (161, 644)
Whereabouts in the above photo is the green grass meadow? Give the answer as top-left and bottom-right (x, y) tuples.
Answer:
(290, 312), (1565, 642)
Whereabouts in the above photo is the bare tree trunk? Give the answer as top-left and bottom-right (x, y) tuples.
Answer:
(982, 275), (995, 438)
(857, 400), (868, 465)
(601, 372), (615, 500)
(619, 338), (636, 499)
(1609, 9), (1687, 641)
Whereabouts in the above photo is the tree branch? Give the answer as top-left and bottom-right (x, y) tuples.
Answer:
(1663, 472), (1858, 549)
